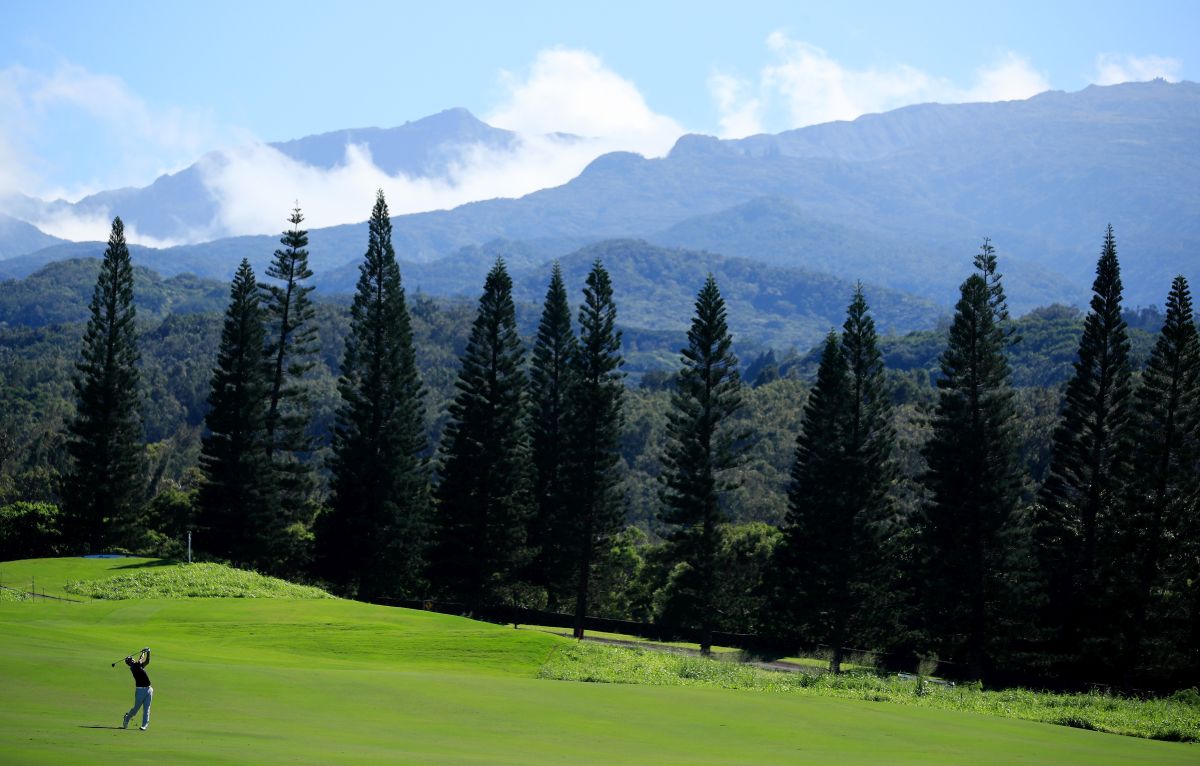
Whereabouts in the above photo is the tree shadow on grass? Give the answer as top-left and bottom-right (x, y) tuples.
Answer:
(113, 559), (178, 571)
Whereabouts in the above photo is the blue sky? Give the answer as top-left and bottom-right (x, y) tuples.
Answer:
(1, 0), (1195, 240)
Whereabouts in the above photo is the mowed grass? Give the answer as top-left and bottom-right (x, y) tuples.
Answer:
(0, 559), (1195, 765)
(0, 557), (186, 599)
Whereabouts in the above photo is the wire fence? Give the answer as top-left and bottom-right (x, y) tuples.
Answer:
(0, 582), (83, 603)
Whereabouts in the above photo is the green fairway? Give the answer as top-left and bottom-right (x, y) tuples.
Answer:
(0, 559), (1195, 765)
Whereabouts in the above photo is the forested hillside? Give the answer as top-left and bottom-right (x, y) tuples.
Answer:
(0, 255), (1170, 521)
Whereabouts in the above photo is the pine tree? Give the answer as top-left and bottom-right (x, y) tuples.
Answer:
(1119, 276), (1200, 679)
(528, 263), (578, 609)
(660, 275), (746, 655)
(774, 332), (849, 654)
(565, 260), (625, 638)
(1037, 225), (1134, 662)
(773, 286), (897, 672)
(63, 217), (144, 553)
(841, 285), (897, 539)
(318, 191), (431, 599)
(262, 205), (319, 555)
(920, 244), (1023, 679)
(430, 259), (532, 607)
(197, 259), (277, 568)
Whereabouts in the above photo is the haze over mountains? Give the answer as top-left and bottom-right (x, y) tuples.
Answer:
(0, 108), (529, 243)
(0, 80), (1195, 348)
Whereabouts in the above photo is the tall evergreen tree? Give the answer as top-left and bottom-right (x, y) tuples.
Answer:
(565, 260), (625, 638)
(262, 206), (318, 545)
(431, 259), (532, 607)
(197, 260), (277, 568)
(774, 332), (849, 656)
(1037, 225), (1134, 662)
(660, 275), (746, 655)
(318, 191), (430, 599)
(1118, 276), (1200, 679)
(841, 285), (897, 539)
(920, 244), (1024, 678)
(774, 286), (897, 673)
(63, 217), (144, 553)
(528, 263), (578, 609)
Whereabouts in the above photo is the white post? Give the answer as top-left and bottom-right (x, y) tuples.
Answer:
(187, 531), (192, 564)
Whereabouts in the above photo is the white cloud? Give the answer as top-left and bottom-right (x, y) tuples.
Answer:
(192, 47), (689, 239)
(1093, 53), (1182, 85)
(0, 67), (42, 198)
(710, 34), (1051, 137)
(487, 48), (684, 159)
(25, 205), (185, 249)
(198, 131), (653, 239)
(966, 52), (1054, 102)
(708, 73), (765, 138)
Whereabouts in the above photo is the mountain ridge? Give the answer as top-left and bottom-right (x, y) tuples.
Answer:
(1, 81), (1193, 312)
(0, 108), (524, 242)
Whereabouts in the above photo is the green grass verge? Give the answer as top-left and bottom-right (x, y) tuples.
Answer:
(521, 624), (741, 654)
(523, 625), (872, 671)
(541, 641), (1200, 743)
(776, 655), (870, 671)
(1, 558), (1196, 765)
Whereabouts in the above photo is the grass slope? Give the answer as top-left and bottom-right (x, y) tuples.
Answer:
(64, 563), (332, 600)
(0, 558), (1194, 765)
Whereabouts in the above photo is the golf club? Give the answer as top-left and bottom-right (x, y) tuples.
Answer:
(111, 648), (149, 668)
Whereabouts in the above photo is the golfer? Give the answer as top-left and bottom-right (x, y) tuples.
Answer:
(121, 648), (153, 730)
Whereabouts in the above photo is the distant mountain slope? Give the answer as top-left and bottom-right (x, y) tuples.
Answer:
(3, 82), (1193, 312)
(645, 197), (1084, 310)
(288, 80), (1197, 306)
(5, 109), (520, 242)
(724, 81), (1200, 300)
(733, 80), (1198, 163)
(0, 214), (65, 260)
(269, 108), (518, 176)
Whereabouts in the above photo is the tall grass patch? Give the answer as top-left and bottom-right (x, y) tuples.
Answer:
(540, 641), (1200, 743)
(64, 562), (332, 599)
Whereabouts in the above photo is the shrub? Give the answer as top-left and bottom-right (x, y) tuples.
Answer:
(0, 502), (63, 561)
(64, 562), (333, 600)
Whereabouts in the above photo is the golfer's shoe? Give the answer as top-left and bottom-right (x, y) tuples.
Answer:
(139, 725), (148, 731)
(121, 715), (130, 729)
